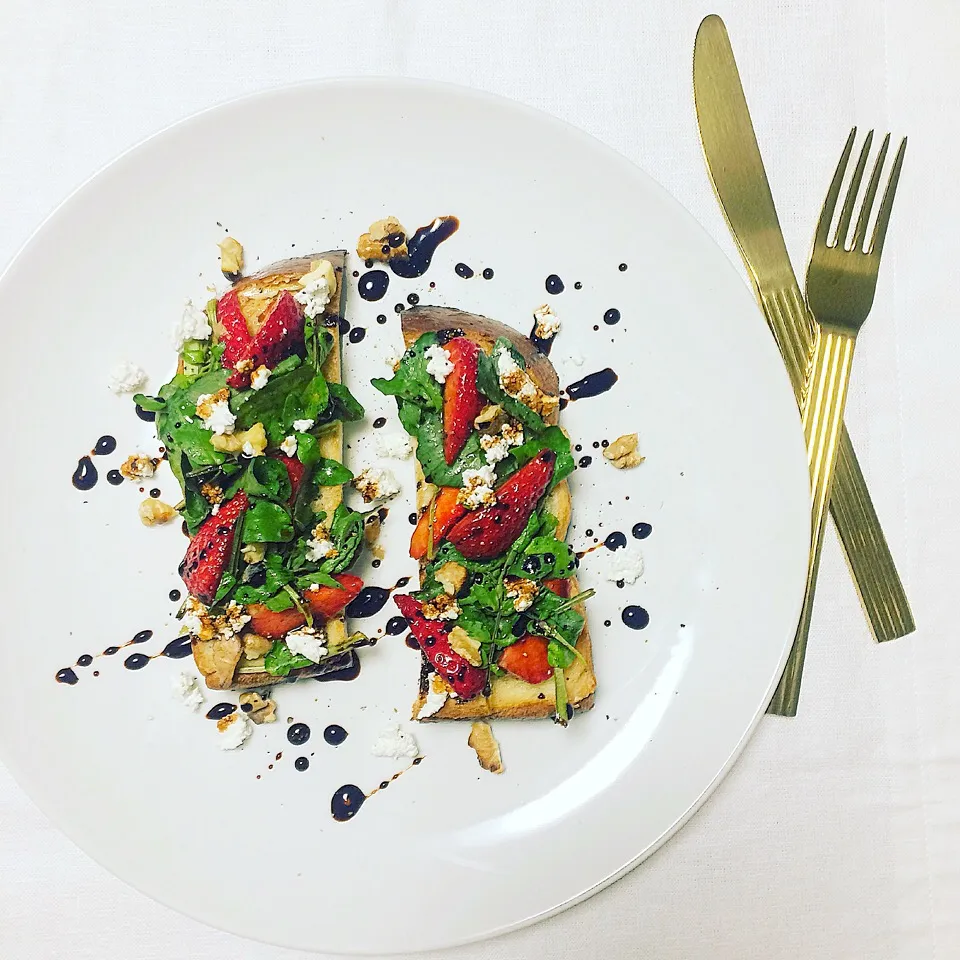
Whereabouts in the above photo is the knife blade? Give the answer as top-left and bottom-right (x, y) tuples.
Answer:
(693, 14), (914, 714)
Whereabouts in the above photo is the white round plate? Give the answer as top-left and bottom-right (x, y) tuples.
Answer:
(0, 80), (808, 954)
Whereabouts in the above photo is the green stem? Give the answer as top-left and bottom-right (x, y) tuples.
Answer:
(553, 667), (569, 726)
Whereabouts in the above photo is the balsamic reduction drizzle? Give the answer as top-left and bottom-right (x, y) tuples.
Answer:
(622, 605), (650, 630)
(564, 368), (619, 402)
(72, 457), (97, 490)
(324, 724), (348, 746)
(389, 216), (459, 279)
(358, 270), (390, 302)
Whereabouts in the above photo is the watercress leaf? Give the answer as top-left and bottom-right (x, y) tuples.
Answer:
(295, 432), (321, 468)
(475, 340), (549, 433)
(241, 500), (294, 543)
(371, 331), (443, 413)
(531, 589), (585, 649)
(313, 456), (353, 486)
(319, 504), (365, 574)
(547, 639), (576, 670)
(264, 590), (296, 612)
(294, 571), (340, 591)
(318, 382), (365, 424)
(234, 555), (293, 603)
(457, 610), (493, 646)
(235, 363), (312, 442)
(397, 398), (422, 434)
(213, 571), (237, 605)
(154, 369), (229, 475)
(414, 409), (486, 486)
(512, 534), (576, 581)
(264, 640), (313, 677)
(182, 487), (212, 535)
(507, 424), (575, 489)
(238, 457), (292, 502)
(132, 393), (166, 412)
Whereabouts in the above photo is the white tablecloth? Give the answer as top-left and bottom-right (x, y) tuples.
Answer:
(2, 1), (956, 957)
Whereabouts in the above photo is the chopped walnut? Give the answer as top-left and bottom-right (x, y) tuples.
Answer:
(364, 512), (382, 546)
(468, 722), (504, 775)
(200, 482), (224, 504)
(241, 543), (266, 564)
(234, 357), (254, 375)
(504, 576), (538, 612)
(210, 422), (267, 456)
(138, 499), (177, 526)
(435, 561), (467, 596)
(499, 370), (559, 420)
(356, 216), (409, 262)
(421, 592), (461, 621)
(239, 691), (277, 724)
(193, 636), (242, 689)
(449, 626), (482, 666)
(120, 454), (159, 482)
(219, 236), (244, 278)
(474, 403), (503, 429)
(242, 633), (273, 660)
(603, 433), (644, 469)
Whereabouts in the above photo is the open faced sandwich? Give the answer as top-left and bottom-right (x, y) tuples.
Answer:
(135, 251), (372, 689)
(373, 306), (596, 724)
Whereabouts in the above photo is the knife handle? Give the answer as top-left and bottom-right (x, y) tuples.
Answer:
(759, 287), (914, 655)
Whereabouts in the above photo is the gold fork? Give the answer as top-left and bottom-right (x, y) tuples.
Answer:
(769, 128), (907, 716)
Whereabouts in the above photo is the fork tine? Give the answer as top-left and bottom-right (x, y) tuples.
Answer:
(836, 130), (873, 248)
(815, 127), (857, 247)
(869, 137), (907, 257)
(853, 133), (890, 251)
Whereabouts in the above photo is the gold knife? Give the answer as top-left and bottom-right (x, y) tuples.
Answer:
(693, 14), (914, 714)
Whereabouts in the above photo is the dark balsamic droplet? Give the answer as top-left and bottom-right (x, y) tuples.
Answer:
(316, 652), (362, 682)
(394, 303), (405, 314)
(131, 629), (153, 644)
(575, 444), (582, 452)
(578, 455), (592, 468)
(331, 784), (366, 821)
(124, 653), (150, 670)
(287, 723), (311, 745)
(162, 636), (194, 659)
(337, 316), (350, 335)
(376, 314), (387, 324)
(407, 293), (420, 305)
(622, 605), (650, 630)
(94, 435), (117, 456)
(455, 262), (474, 278)
(619, 262), (628, 272)
(371, 558), (381, 568)
(103, 646), (120, 656)
(72, 457), (97, 490)
(405, 634), (419, 649)
(574, 281), (583, 290)
(149, 488), (161, 498)
(77, 654), (93, 667)
(389, 216), (459, 279)
(603, 619), (612, 627)
(56, 668), (78, 685)
(206, 702), (237, 720)
(169, 589), (181, 601)
(295, 756), (310, 771)
(603, 308), (621, 325)
(345, 586), (391, 619)
(604, 531), (627, 551)
(632, 522), (653, 540)
(386, 616), (409, 636)
(358, 270), (390, 302)
(373, 416), (387, 429)
(348, 326), (366, 344)
(324, 724), (348, 746)
(545, 274), (564, 295)
(135, 404), (156, 422)
(482, 267), (494, 280)
(107, 470), (123, 486)
(409, 513), (418, 525)
(565, 368), (619, 402)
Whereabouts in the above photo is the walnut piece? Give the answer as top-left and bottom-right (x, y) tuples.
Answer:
(241, 543), (266, 564)
(211, 422), (267, 456)
(449, 626), (482, 666)
(435, 561), (467, 596)
(239, 691), (277, 724)
(138, 499), (177, 526)
(421, 592), (460, 621)
(192, 636), (242, 689)
(242, 633), (273, 659)
(473, 403), (503, 429)
(200, 482), (224, 504)
(417, 480), (438, 512)
(504, 576), (538, 612)
(356, 216), (409, 262)
(468, 722), (504, 775)
(120, 454), (159, 482)
(219, 236), (244, 277)
(603, 433), (644, 469)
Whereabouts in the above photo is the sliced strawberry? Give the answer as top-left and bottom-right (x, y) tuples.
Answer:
(304, 574), (363, 618)
(228, 291), (304, 388)
(272, 453), (306, 501)
(248, 574), (365, 639)
(544, 577), (570, 598)
(442, 337), (484, 464)
(447, 450), (556, 560)
(179, 491), (249, 604)
(216, 290), (252, 369)
(498, 634), (553, 684)
(393, 594), (486, 700)
(409, 486), (467, 560)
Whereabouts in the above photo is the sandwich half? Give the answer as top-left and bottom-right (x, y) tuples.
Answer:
(137, 251), (370, 690)
(373, 306), (596, 724)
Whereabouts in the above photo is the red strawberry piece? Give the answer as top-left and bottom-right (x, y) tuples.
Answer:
(442, 337), (485, 464)
(544, 577), (570, 598)
(227, 291), (304, 388)
(446, 450), (556, 560)
(216, 291), (252, 369)
(272, 453), (306, 502)
(248, 574), (364, 638)
(179, 491), (249, 604)
(393, 594), (487, 701)
(409, 486), (467, 560)
(246, 605), (304, 640)
(498, 634), (553, 684)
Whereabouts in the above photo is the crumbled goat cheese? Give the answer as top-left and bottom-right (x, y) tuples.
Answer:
(606, 547), (645, 584)
(280, 435), (298, 458)
(353, 465), (400, 503)
(371, 722), (419, 759)
(496, 345), (521, 377)
(196, 389), (236, 435)
(286, 626), (328, 663)
(306, 525), (338, 562)
(417, 675), (451, 719)
(179, 598), (250, 643)
(120, 454), (158, 482)
(533, 303), (561, 338)
(375, 432), (413, 459)
(108, 360), (147, 395)
(173, 299), (213, 349)
(421, 592), (461, 621)
(480, 421), (524, 465)
(172, 673), (205, 711)
(458, 465), (497, 510)
(294, 259), (336, 317)
(250, 365), (271, 390)
(424, 343), (454, 383)
(505, 576), (538, 612)
(217, 712), (253, 750)
(292, 418), (315, 432)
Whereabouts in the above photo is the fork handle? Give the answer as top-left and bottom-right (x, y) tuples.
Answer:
(768, 326), (856, 716)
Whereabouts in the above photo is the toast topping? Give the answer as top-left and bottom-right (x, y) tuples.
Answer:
(479, 420), (524, 464)
(603, 432), (644, 469)
(210, 422), (266, 456)
(421, 592), (461, 621)
(295, 259), (337, 317)
(120, 453), (159, 482)
(217, 711), (252, 749)
(279, 435), (298, 458)
(532, 304), (561, 339)
(238, 691), (277, 724)
(172, 299), (213, 349)
(201, 482), (224, 504)
(416, 674), (451, 719)
(285, 625), (328, 663)
(242, 633), (273, 659)
(473, 403), (503, 429)
(250, 365), (271, 390)
(196, 388), (236, 435)
(138, 499), (177, 526)
(495, 346), (559, 419)
(352, 465), (400, 504)
(457, 465), (497, 510)
(448, 626), (482, 666)
(424, 343), (454, 383)
(435, 561), (467, 596)
(218, 236), (244, 279)
(306, 524), (338, 562)
(504, 576), (538, 612)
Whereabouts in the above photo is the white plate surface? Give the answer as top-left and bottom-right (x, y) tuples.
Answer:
(0, 80), (809, 954)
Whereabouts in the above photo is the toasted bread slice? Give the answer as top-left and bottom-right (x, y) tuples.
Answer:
(191, 251), (356, 690)
(400, 306), (596, 720)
